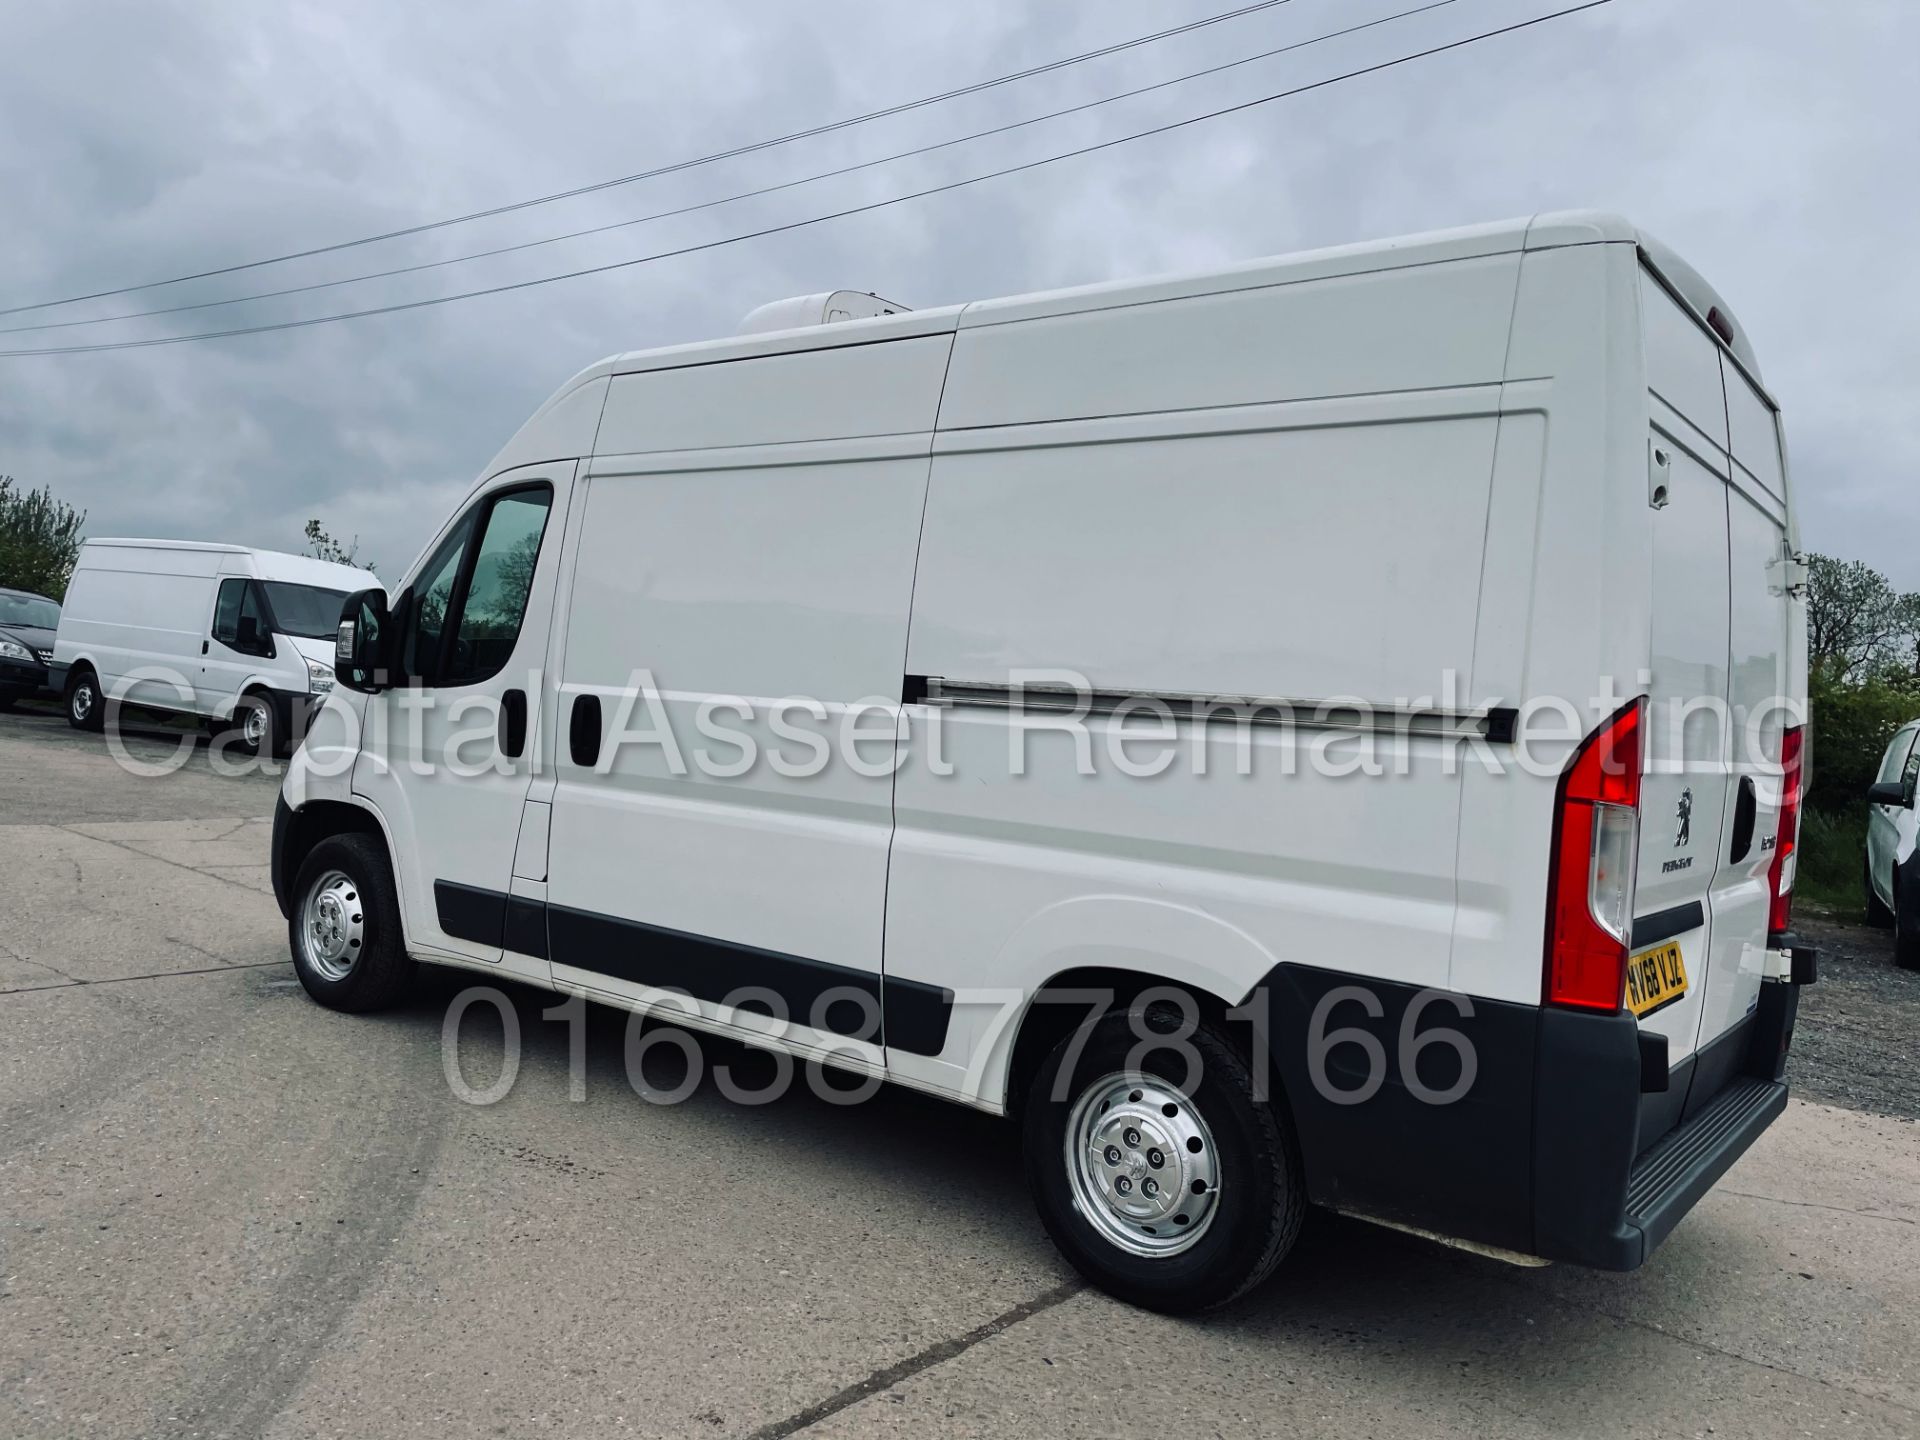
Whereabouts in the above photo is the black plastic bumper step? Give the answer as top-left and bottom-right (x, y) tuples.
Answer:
(1624, 1074), (1785, 1254)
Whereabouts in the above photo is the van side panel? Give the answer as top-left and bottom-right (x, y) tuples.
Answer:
(543, 336), (951, 1065)
(57, 543), (226, 713)
(1449, 242), (1649, 1005)
(890, 255), (1521, 1107)
(938, 253), (1522, 428)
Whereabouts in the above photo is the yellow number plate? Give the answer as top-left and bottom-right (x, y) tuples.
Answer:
(1625, 941), (1689, 1018)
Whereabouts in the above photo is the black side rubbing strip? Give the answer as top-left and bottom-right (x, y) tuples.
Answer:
(1631, 901), (1705, 950)
(544, 901), (953, 1057)
(883, 976), (956, 1057)
(504, 895), (549, 959)
(435, 880), (506, 949)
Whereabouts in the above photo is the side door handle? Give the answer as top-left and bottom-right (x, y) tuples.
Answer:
(569, 693), (603, 768)
(499, 689), (528, 759)
(1729, 775), (1758, 864)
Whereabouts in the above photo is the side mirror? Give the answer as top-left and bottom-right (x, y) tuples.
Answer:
(335, 587), (394, 693)
(1866, 779), (1910, 808)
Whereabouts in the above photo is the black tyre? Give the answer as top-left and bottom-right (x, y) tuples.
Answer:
(1896, 866), (1920, 972)
(227, 691), (279, 758)
(1865, 855), (1895, 929)
(288, 833), (416, 1011)
(1022, 1000), (1304, 1313)
(65, 666), (105, 732)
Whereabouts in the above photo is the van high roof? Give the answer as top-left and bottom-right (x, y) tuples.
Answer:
(573, 211), (1760, 388)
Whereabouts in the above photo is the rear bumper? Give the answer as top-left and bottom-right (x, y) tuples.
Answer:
(1254, 962), (1804, 1270)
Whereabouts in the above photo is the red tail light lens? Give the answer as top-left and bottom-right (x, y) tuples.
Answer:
(1545, 699), (1646, 1011)
(1767, 725), (1804, 939)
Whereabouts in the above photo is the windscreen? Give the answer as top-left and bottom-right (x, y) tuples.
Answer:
(261, 582), (352, 640)
(0, 592), (59, 629)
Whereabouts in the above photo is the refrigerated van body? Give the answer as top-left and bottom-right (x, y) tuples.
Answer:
(277, 211), (1812, 1304)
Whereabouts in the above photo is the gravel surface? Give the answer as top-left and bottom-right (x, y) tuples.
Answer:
(1789, 913), (1920, 1121)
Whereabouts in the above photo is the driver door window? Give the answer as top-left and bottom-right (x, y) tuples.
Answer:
(403, 517), (471, 680)
(403, 484), (553, 687)
(211, 579), (269, 654)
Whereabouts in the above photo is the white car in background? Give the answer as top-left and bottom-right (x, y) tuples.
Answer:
(1866, 718), (1920, 968)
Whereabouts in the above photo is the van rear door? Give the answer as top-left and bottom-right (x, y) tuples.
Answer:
(1632, 273), (1734, 1069)
(1633, 267), (1796, 1092)
(1694, 362), (1794, 1074)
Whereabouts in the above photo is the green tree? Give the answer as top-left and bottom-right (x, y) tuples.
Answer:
(0, 476), (87, 599)
(1796, 553), (1920, 912)
(1806, 665), (1920, 816)
(1805, 552), (1920, 681)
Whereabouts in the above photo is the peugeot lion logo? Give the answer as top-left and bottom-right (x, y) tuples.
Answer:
(1675, 787), (1693, 848)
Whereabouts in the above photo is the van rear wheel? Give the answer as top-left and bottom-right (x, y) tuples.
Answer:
(1022, 1001), (1304, 1313)
(289, 833), (415, 1011)
(65, 666), (104, 732)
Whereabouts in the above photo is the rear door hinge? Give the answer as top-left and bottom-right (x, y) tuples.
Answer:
(1770, 551), (1809, 598)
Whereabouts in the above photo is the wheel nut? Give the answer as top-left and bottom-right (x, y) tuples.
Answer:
(1115, 1176), (1133, 1195)
(1147, 1149), (1164, 1168)
(1104, 1145), (1121, 1165)
(1123, 1128), (1141, 1147)
(1142, 1179), (1158, 1197)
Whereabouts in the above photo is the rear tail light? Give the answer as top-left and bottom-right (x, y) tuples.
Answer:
(1545, 699), (1646, 1012)
(1767, 725), (1805, 939)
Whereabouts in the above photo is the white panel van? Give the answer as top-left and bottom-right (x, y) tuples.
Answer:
(274, 212), (1815, 1312)
(52, 540), (372, 753)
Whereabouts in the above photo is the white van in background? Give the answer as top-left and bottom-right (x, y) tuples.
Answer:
(52, 540), (371, 754)
(275, 211), (1813, 1312)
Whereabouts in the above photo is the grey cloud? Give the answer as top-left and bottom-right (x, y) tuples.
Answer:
(1, 0), (1912, 586)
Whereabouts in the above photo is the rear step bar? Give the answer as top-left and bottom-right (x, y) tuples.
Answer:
(1624, 1075), (1786, 1259)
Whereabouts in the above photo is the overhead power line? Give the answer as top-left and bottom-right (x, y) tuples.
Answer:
(0, 0), (1468, 337)
(0, 0), (1294, 318)
(0, 1), (1614, 359)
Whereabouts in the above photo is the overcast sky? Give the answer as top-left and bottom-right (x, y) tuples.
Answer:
(1, 0), (1912, 589)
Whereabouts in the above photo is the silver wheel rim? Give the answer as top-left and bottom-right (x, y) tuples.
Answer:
(1065, 1071), (1221, 1258)
(72, 683), (93, 721)
(242, 704), (267, 746)
(300, 869), (365, 982)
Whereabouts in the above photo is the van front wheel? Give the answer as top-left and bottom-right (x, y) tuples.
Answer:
(65, 667), (105, 732)
(1022, 1002), (1304, 1313)
(228, 693), (279, 758)
(289, 833), (415, 1011)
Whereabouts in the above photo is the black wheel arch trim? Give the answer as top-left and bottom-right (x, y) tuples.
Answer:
(272, 795), (392, 920)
